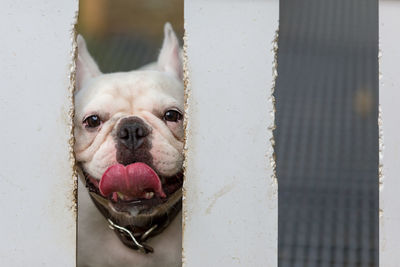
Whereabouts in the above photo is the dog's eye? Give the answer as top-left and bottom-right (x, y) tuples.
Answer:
(83, 115), (101, 128)
(163, 110), (182, 122)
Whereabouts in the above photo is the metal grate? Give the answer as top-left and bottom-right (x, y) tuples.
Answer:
(275, 0), (378, 266)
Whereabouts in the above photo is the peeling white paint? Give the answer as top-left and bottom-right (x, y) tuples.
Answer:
(0, 0), (78, 266)
(183, 1), (278, 266)
(380, 1), (400, 266)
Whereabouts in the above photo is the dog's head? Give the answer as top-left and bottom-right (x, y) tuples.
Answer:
(74, 23), (184, 230)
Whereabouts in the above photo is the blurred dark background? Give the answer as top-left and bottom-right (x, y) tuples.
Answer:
(77, 0), (183, 73)
(275, 0), (378, 266)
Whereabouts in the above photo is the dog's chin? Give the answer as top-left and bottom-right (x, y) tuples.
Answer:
(81, 166), (183, 228)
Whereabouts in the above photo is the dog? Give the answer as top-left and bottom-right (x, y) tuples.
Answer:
(75, 23), (184, 267)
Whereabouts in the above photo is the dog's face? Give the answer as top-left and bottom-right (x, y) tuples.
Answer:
(74, 23), (184, 228)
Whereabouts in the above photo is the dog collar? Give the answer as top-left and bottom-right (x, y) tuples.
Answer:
(89, 191), (182, 254)
(107, 217), (157, 253)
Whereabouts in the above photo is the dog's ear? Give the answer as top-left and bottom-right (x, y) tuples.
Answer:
(157, 23), (183, 80)
(76, 34), (102, 91)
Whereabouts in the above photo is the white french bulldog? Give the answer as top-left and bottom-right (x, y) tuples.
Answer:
(75, 23), (183, 267)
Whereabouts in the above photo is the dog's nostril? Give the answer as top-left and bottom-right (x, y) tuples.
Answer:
(119, 128), (129, 139)
(136, 127), (145, 137)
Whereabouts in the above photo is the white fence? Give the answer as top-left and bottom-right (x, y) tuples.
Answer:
(0, 0), (78, 266)
(183, 1), (278, 266)
(0, 0), (398, 266)
(380, 1), (400, 266)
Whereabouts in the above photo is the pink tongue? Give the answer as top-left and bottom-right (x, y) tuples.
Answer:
(99, 163), (166, 199)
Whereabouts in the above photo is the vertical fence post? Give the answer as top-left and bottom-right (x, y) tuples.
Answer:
(183, 1), (279, 266)
(0, 1), (78, 266)
(380, 2), (400, 266)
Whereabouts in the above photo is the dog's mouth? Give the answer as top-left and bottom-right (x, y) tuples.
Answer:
(83, 163), (183, 211)
(82, 162), (182, 253)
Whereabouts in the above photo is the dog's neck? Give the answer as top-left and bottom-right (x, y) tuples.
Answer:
(88, 191), (182, 254)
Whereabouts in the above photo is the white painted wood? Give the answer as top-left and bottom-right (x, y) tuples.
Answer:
(0, 0), (78, 266)
(184, 1), (278, 266)
(380, 2), (400, 266)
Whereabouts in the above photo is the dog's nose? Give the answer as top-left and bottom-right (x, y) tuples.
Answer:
(117, 118), (150, 150)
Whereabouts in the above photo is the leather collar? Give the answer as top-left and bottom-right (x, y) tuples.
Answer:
(88, 190), (181, 254)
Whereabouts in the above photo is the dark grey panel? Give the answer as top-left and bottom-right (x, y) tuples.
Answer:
(275, 0), (378, 266)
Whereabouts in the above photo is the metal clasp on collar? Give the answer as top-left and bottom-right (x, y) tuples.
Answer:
(107, 218), (157, 254)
